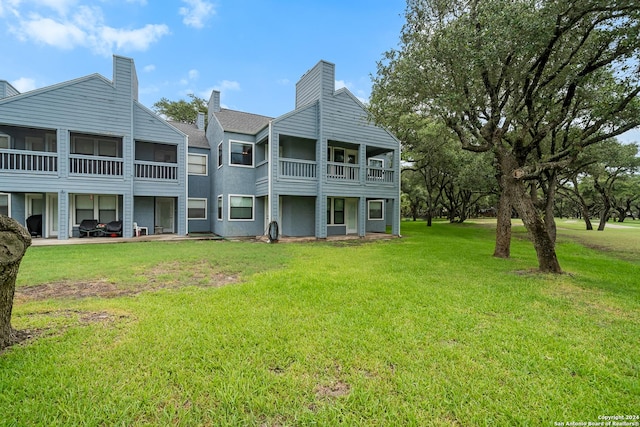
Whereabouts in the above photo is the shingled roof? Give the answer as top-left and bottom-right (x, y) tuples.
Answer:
(214, 109), (272, 135)
(167, 121), (209, 149)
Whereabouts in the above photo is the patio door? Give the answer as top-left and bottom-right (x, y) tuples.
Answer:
(346, 198), (358, 234)
(47, 193), (58, 237)
(155, 197), (175, 234)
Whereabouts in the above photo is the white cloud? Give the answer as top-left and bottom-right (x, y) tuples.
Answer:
(31, 0), (78, 16)
(143, 64), (156, 72)
(335, 79), (351, 90)
(214, 80), (240, 91)
(188, 69), (199, 80)
(11, 77), (37, 92)
(179, 0), (215, 29)
(277, 78), (290, 86)
(14, 15), (83, 49)
(6, 3), (169, 56)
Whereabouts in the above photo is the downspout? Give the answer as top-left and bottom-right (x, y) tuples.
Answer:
(267, 121), (273, 226)
(184, 134), (189, 236)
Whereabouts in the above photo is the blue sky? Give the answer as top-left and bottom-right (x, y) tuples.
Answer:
(0, 0), (637, 143)
(0, 0), (406, 118)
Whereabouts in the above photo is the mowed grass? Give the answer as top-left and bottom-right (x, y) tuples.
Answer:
(1, 221), (638, 426)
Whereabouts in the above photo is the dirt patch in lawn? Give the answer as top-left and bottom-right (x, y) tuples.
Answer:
(15, 274), (238, 301)
(15, 269), (239, 302)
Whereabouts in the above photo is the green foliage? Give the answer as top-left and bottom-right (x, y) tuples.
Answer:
(152, 93), (208, 124)
(2, 224), (639, 424)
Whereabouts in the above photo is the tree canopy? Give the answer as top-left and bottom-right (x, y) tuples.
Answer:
(371, 0), (640, 273)
(153, 93), (208, 124)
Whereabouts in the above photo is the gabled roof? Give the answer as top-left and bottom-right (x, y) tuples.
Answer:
(214, 108), (272, 135)
(167, 120), (209, 149)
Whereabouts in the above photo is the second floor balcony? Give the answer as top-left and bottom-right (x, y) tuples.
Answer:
(276, 158), (394, 184)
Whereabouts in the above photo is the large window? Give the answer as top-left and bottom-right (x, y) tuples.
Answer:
(188, 198), (207, 220)
(188, 154), (208, 175)
(71, 134), (122, 157)
(229, 195), (254, 220)
(75, 195), (118, 224)
(0, 193), (9, 216)
(327, 198), (345, 225)
(229, 141), (253, 167)
(368, 200), (384, 220)
(217, 195), (223, 220)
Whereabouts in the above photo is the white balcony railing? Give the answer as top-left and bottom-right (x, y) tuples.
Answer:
(327, 162), (359, 181)
(366, 167), (394, 183)
(280, 158), (317, 179)
(135, 161), (178, 180)
(69, 154), (123, 176)
(0, 149), (57, 173)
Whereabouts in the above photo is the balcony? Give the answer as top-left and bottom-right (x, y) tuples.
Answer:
(135, 161), (178, 180)
(327, 162), (359, 181)
(70, 154), (123, 176)
(366, 166), (394, 183)
(0, 149), (58, 174)
(280, 158), (317, 179)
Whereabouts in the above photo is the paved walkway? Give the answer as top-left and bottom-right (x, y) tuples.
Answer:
(30, 233), (399, 246)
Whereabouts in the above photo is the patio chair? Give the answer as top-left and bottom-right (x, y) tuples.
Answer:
(104, 220), (123, 237)
(26, 214), (42, 237)
(78, 219), (100, 237)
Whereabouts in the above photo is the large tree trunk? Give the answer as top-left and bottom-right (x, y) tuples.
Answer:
(494, 173), (512, 258)
(543, 172), (557, 243)
(511, 179), (562, 273)
(0, 216), (32, 350)
(498, 151), (561, 273)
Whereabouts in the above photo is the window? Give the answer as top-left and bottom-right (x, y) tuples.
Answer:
(71, 134), (122, 157)
(75, 195), (95, 223)
(368, 200), (384, 220)
(0, 193), (10, 216)
(0, 134), (9, 149)
(188, 154), (208, 175)
(74, 194), (118, 224)
(98, 196), (116, 223)
(229, 195), (254, 220)
(230, 141), (254, 167)
(218, 142), (223, 168)
(327, 197), (345, 225)
(188, 198), (207, 220)
(217, 195), (223, 220)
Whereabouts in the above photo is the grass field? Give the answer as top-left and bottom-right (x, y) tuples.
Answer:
(1, 220), (638, 426)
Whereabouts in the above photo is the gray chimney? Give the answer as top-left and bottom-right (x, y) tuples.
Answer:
(196, 112), (205, 130)
(209, 90), (221, 113)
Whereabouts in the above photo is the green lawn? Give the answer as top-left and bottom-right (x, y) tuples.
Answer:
(1, 221), (638, 426)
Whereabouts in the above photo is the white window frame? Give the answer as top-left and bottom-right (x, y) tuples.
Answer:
(327, 197), (345, 225)
(229, 140), (254, 168)
(0, 193), (11, 217)
(217, 142), (223, 168)
(188, 198), (208, 220)
(228, 194), (254, 221)
(368, 199), (385, 221)
(217, 195), (223, 221)
(188, 153), (208, 176)
(368, 158), (384, 168)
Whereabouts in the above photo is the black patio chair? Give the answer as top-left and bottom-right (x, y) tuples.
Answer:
(26, 214), (42, 237)
(104, 220), (123, 237)
(78, 219), (100, 237)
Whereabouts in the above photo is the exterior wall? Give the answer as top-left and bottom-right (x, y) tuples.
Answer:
(0, 55), (188, 239)
(280, 196), (315, 237)
(188, 146), (212, 233)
